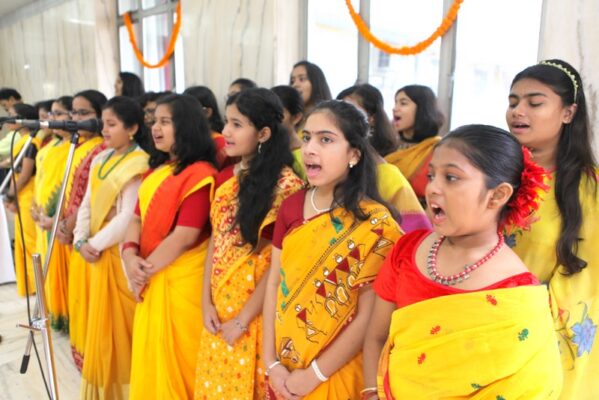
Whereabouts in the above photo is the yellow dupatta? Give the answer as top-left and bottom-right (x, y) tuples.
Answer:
(130, 162), (216, 400)
(384, 136), (440, 180)
(510, 169), (599, 399)
(377, 163), (430, 232)
(377, 286), (562, 399)
(194, 167), (304, 400)
(80, 148), (148, 399)
(275, 201), (401, 399)
(12, 132), (42, 296)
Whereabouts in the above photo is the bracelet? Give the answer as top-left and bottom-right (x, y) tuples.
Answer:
(122, 241), (140, 253)
(360, 387), (377, 395)
(265, 360), (281, 376)
(233, 317), (248, 333)
(310, 359), (329, 382)
(74, 239), (87, 252)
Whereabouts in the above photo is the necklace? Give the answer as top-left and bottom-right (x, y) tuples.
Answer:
(426, 232), (505, 286)
(310, 187), (331, 213)
(97, 145), (136, 180)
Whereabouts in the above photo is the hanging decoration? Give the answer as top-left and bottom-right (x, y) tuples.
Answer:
(345, 0), (463, 56)
(123, 1), (182, 68)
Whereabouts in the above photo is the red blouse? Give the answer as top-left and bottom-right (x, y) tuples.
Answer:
(373, 230), (540, 309)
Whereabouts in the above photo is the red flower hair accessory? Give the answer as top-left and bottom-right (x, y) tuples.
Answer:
(502, 146), (550, 232)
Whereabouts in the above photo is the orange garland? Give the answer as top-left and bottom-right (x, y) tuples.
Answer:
(346, 0), (463, 56)
(123, 1), (182, 69)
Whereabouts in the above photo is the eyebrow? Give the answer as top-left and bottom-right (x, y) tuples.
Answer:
(508, 92), (548, 100)
(302, 129), (338, 136)
(429, 162), (465, 172)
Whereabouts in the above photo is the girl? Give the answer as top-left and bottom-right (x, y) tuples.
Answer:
(115, 71), (145, 98)
(195, 88), (304, 399)
(263, 100), (402, 399)
(3, 103), (43, 296)
(384, 85), (445, 202)
(125, 94), (218, 399)
(290, 61), (332, 115)
(338, 84), (430, 233)
(506, 59), (599, 399)
(73, 96), (149, 397)
(363, 125), (562, 399)
(227, 77), (257, 98)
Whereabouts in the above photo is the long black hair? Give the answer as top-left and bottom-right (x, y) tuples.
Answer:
(337, 84), (398, 157)
(438, 125), (525, 225)
(307, 100), (398, 221)
(396, 85), (444, 143)
(226, 88), (294, 247)
(12, 103), (37, 120)
(511, 59), (597, 275)
(183, 85), (225, 132)
(119, 72), (145, 98)
(292, 61), (332, 108)
(149, 94), (217, 174)
(103, 96), (151, 152)
(73, 90), (107, 117)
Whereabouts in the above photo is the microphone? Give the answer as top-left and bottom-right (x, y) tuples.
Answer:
(14, 119), (103, 132)
(0, 116), (16, 124)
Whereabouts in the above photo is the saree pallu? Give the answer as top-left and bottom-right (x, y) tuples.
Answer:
(12, 133), (42, 296)
(274, 202), (401, 399)
(194, 167), (304, 400)
(384, 136), (440, 199)
(45, 136), (104, 332)
(130, 161), (217, 400)
(510, 169), (599, 399)
(377, 163), (430, 233)
(377, 286), (562, 399)
(80, 149), (148, 399)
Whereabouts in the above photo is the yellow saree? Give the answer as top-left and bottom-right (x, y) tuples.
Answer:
(377, 286), (562, 399)
(80, 148), (148, 399)
(194, 167), (304, 400)
(130, 162), (216, 400)
(12, 132), (42, 296)
(274, 201), (401, 399)
(45, 135), (103, 332)
(510, 169), (599, 399)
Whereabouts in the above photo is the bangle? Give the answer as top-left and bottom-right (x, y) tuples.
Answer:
(74, 239), (87, 252)
(310, 359), (328, 382)
(122, 241), (140, 253)
(233, 317), (248, 333)
(265, 360), (281, 376)
(360, 387), (377, 394)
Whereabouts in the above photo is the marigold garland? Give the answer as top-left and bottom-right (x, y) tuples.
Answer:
(345, 0), (463, 56)
(123, 1), (181, 69)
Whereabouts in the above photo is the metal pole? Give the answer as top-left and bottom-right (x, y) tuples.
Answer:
(357, 0), (370, 84)
(437, 0), (458, 134)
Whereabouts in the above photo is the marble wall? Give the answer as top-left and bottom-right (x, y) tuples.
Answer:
(0, 0), (99, 103)
(539, 0), (599, 156)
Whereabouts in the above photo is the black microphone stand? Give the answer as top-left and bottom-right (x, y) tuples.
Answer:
(18, 128), (83, 399)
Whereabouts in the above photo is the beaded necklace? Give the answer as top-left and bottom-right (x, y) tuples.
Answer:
(426, 232), (504, 286)
(97, 145), (136, 180)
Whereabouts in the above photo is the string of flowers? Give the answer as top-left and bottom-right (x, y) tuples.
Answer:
(345, 0), (463, 56)
(123, 1), (182, 69)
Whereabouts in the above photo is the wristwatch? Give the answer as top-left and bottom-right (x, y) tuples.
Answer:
(74, 239), (87, 252)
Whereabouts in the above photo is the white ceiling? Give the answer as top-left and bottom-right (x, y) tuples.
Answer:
(0, 0), (37, 17)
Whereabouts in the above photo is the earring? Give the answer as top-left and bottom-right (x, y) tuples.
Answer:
(349, 162), (354, 169)
(258, 143), (262, 154)
(129, 134), (134, 140)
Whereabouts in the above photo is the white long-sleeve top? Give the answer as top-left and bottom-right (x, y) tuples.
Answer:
(72, 148), (142, 251)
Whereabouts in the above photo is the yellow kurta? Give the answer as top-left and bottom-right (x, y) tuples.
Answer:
(377, 286), (562, 399)
(130, 162), (216, 400)
(45, 135), (103, 332)
(80, 148), (148, 399)
(11, 132), (42, 296)
(274, 201), (401, 399)
(510, 169), (599, 399)
(194, 167), (304, 400)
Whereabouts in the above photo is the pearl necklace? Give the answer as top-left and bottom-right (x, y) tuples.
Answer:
(310, 187), (331, 213)
(426, 232), (505, 286)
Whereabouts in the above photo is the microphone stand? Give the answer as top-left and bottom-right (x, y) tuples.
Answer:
(0, 128), (38, 194)
(18, 129), (81, 396)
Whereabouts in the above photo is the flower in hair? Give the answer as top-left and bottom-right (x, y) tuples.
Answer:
(502, 146), (550, 233)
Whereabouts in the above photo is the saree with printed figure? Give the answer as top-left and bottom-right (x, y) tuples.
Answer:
(79, 147), (148, 399)
(129, 161), (217, 400)
(273, 199), (402, 399)
(510, 169), (599, 400)
(194, 166), (304, 400)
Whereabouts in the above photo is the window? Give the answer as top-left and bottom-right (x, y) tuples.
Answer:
(117, 0), (183, 93)
(307, 0), (542, 130)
